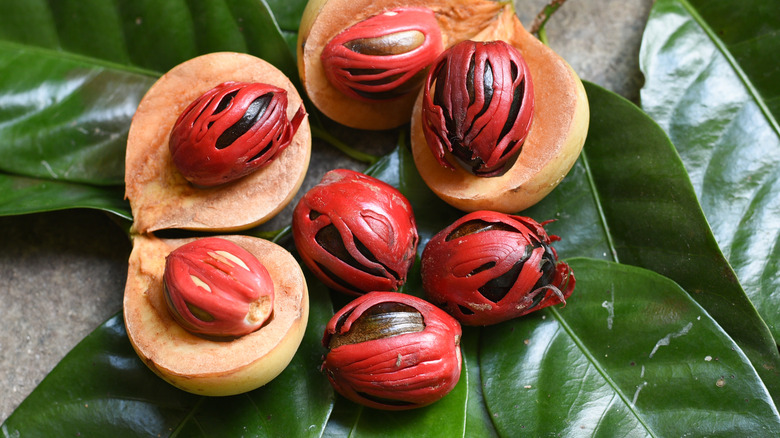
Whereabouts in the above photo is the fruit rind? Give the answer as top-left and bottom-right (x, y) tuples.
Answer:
(123, 234), (309, 396)
(125, 52), (311, 233)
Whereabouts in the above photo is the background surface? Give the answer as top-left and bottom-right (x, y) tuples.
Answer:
(0, 0), (653, 421)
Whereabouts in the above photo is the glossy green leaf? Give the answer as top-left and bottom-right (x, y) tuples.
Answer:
(0, 173), (130, 218)
(1, 269), (335, 437)
(0, 0), (295, 215)
(264, 0), (309, 54)
(482, 258), (780, 436)
(0, 0), (296, 79)
(639, 0), (780, 342)
(0, 42), (155, 185)
(582, 82), (780, 403)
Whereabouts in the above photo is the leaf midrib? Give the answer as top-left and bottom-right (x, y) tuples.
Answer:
(0, 39), (161, 79)
(678, 0), (780, 138)
(548, 302), (658, 437)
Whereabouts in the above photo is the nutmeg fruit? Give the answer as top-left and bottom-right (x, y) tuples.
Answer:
(298, 0), (505, 130)
(321, 292), (462, 410)
(162, 236), (275, 339)
(421, 210), (575, 325)
(411, 6), (589, 212)
(292, 169), (418, 296)
(123, 234), (308, 396)
(125, 52), (311, 233)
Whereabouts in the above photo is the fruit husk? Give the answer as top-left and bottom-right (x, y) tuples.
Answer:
(123, 234), (309, 396)
(125, 52), (311, 233)
(411, 6), (590, 213)
(297, 0), (504, 130)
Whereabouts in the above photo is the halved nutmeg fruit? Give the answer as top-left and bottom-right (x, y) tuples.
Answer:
(125, 52), (311, 233)
(123, 234), (308, 396)
(411, 6), (589, 212)
(298, 0), (505, 130)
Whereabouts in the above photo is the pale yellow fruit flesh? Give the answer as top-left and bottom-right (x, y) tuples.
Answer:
(125, 52), (311, 233)
(411, 6), (590, 213)
(123, 234), (309, 396)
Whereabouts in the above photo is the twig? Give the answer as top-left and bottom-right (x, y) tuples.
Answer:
(529, 0), (568, 40)
(311, 124), (380, 166)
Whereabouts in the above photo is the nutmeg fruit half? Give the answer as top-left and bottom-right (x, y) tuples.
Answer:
(411, 6), (589, 213)
(125, 52), (311, 233)
(297, 0), (504, 130)
(123, 234), (309, 396)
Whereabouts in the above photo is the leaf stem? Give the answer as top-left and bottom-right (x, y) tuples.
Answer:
(105, 212), (134, 241)
(529, 0), (568, 40)
(244, 224), (292, 243)
(311, 125), (380, 166)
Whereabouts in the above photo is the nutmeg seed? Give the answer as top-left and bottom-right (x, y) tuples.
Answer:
(327, 302), (424, 349)
(321, 8), (444, 101)
(422, 39), (534, 177)
(344, 30), (425, 56)
(322, 292), (462, 410)
(169, 81), (306, 187)
(421, 210), (575, 326)
(163, 237), (275, 338)
(292, 169), (419, 295)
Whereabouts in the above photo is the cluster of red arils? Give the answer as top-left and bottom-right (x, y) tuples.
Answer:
(290, 168), (574, 410)
(161, 14), (568, 410)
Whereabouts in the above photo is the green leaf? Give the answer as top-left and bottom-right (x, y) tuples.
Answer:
(582, 82), (780, 403)
(0, 0), (295, 215)
(1, 269), (335, 437)
(639, 0), (780, 344)
(0, 0), (297, 78)
(482, 258), (780, 436)
(0, 173), (130, 218)
(264, 0), (309, 54)
(0, 42), (155, 185)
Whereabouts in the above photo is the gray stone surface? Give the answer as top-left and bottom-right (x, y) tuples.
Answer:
(0, 0), (652, 423)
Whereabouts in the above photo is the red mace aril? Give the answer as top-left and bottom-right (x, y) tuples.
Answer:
(322, 291), (462, 410)
(421, 210), (574, 325)
(293, 169), (419, 295)
(422, 39), (534, 177)
(321, 7), (444, 101)
(163, 237), (274, 338)
(169, 81), (306, 187)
